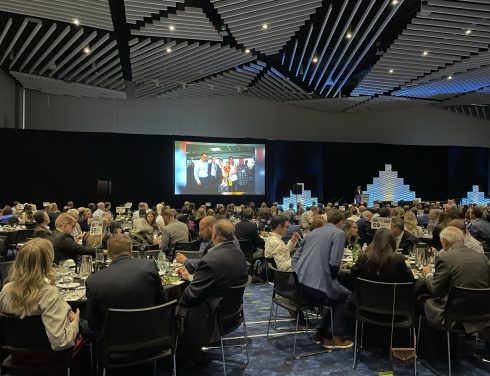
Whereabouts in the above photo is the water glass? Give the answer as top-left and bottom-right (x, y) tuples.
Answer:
(63, 272), (74, 287)
(428, 253), (435, 272)
(80, 255), (92, 287)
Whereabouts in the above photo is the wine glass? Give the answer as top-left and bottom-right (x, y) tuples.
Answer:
(79, 255), (92, 288)
(63, 272), (74, 288)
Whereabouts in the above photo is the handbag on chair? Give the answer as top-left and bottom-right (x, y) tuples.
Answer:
(389, 282), (416, 364)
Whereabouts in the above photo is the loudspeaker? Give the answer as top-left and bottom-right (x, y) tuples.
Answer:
(292, 184), (302, 195)
(98, 181), (112, 195)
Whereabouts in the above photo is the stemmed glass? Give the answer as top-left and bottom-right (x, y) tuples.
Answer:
(79, 255), (92, 288)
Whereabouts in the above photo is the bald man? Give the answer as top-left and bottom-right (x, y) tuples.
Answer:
(92, 202), (106, 219)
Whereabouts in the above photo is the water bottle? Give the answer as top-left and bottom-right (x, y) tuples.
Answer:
(157, 250), (166, 270)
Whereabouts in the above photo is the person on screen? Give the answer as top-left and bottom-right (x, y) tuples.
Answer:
(237, 158), (252, 192)
(194, 153), (209, 192)
(228, 156), (238, 192)
(208, 156), (223, 193)
(218, 159), (227, 192)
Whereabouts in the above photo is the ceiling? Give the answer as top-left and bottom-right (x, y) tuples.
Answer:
(1, 0), (490, 117)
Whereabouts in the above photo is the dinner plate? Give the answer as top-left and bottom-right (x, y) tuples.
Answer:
(171, 272), (179, 277)
(58, 283), (80, 289)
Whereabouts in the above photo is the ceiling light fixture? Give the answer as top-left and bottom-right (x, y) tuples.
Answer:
(245, 48), (250, 53)
(262, 24), (268, 29)
(448, 76), (452, 79)
(466, 29), (471, 34)
(313, 58), (318, 63)
(389, 69), (394, 73)
(166, 48), (172, 52)
(169, 25), (175, 30)
(423, 51), (428, 55)
(84, 47), (90, 53)
(73, 19), (80, 25)
(346, 33), (352, 39)
(392, 0), (398, 4)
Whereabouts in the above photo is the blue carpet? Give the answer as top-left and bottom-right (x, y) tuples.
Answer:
(110, 283), (490, 376)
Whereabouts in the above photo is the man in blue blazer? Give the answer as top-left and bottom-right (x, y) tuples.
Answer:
(292, 209), (353, 349)
(357, 211), (373, 246)
(468, 206), (490, 241)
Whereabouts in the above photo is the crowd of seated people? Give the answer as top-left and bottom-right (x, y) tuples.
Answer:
(1, 197), (490, 374)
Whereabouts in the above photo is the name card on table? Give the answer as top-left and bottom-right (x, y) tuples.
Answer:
(43, 202), (50, 207)
(17, 204), (24, 210)
(417, 210), (424, 216)
(116, 207), (126, 214)
(90, 221), (104, 235)
(371, 217), (392, 230)
(125, 202), (132, 208)
(334, 202), (339, 207)
(205, 202), (211, 207)
(339, 206), (345, 212)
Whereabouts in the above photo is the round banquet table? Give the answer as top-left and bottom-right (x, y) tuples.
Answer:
(0, 230), (18, 245)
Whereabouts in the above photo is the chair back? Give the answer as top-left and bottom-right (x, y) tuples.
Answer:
(25, 222), (36, 229)
(174, 240), (201, 256)
(101, 300), (177, 367)
(356, 278), (414, 324)
(144, 249), (161, 259)
(179, 250), (201, 260)
(484, 252), (490, 261)
(0, 236), (6, 257)
(268, 265), (303, 308)
(481, 237), (490, 247)
(0, 261), (14, 290)
(217, 275), (252, 336)
(16, 229), (35, 244)
(146, 243), (160, 250)
(238, 240), (255, 264)
(265, 257), (277, 269)
(445, 286), (490, 332)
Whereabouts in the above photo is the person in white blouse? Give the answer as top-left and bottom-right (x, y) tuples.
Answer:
(265, 215), (301, 271)
(0, 238), (80, 354)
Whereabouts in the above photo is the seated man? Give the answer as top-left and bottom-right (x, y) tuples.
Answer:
(300, 205), (319, 228)
(215, 207), (227, 220)
(85, 234), (167, 332)
(92, 202), (106, 219)
(422, 227), (490, 336)
(49, 213), (98, 263)
(447, 219), (484, 255)
(417, 208), (430, 227)
(292, 209), (352, 349)
(427, 209), (440, 234)
(67, 209), (83, 242)
(235, 207), (267, 283)
(177, 220), (248, 365)
(132, 202), (148, 221)
(282, 222), (302, 244)
(265, 215), (301, 271)
(159, 208), (190, 260)
(33, 210), (52, 238)
(390, 217), (418, 255)
(468, 206), (490, 241)
(103, 212), (121, 234)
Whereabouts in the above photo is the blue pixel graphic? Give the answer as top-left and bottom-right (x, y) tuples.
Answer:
(461, 185), (489, 205)
(363, 164), (420, 206)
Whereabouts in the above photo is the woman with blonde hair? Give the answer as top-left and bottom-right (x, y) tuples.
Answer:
(206, 209), (215, 217)
(404, 211), (422, 237)
(343, 219), (359, 247)
(309, 216), (327, 232)
(130, 218), (156, 252)
(397, 208), (405, 219)
(0, 238), (80, 353)
(194, 207), (206, 230)
(82, 217), (110, 249)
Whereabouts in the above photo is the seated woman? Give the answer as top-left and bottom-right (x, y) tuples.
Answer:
(145, 211), (161, 232)
(176, 214), (192, 241)
(0, 238), (80, 368)
(258, 210), (271, 232)
(130, 218), (157, 255)
(20, 204), (36, 224)
(193, 207), (206, 231)
(404, 211), (422, 237)
(343, 219), (359, 248)
(431, 211), (457, 251)
(0, 206), (17, 225)
(309, 216), (326, 232)
(82, 217), (110, 249)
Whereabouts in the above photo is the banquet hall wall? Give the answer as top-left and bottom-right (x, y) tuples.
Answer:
(0, 128), (487, 209)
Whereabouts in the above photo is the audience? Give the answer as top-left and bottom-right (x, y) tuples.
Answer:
(47, 203), (61, 230)
(67, 209), (83, 242)
(0, 205), (16, 225)
(390, 217), (418, 254)
(130, 218), (157, 253)
(309, 216), (326, 232)
(283, 203), (296, 224)
(92, 202), (106, 219)
(145, 211), (159, 232)
(417, 207), (430, 226)
(103, 212), (121, 234)
(132, 202), (148, 221)
(404, 211), (422, 237)
(265, 215), (301, 271)
(467, 206), (490, 241)
(292, 209), (353, 349)
(446, 219), (484, 255)
(357, 211), (373, 246)
(347, 207), (360, 222)
(33, 210), (52, 238)
(300, 205), (319, 228)
(82, 217), (110, 249)
(427, 209), (440, 233)
(19, 204), (35, 224)
(86, 234), (167, 332)
(194, 207), (206, 230)
(159, 209), (189, 260)
(343, 220), (359, 248)
(215, 207), (227, 220)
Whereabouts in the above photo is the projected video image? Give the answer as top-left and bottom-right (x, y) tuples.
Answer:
(175, 141), (266, 195)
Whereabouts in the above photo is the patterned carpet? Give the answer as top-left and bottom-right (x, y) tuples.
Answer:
(93, 283), (490, 376)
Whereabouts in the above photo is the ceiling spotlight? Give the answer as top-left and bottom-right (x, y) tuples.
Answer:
(423, 51), (428, 55)
(166, 48), (172, 52)
(84, 47), (90, 53)
(466, 29), (471, 34)
(389, 69), (394, 73)
(346, 33), (352, 39)
(262, 24), (268, 29)
(169, 25), (175, 30)
(448, 76), (452, 79)
(245, 48), (250, 53)
(392, 0), (398, 4)
(73, 19), (80, 25)
(313, 58), (318, 63)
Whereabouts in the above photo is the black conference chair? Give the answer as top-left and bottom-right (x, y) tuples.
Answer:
(0, 236), (7, 261)
(238, 240), (256, 275)
(353, 278), (416, 375)
(99, 300), (178, 376)
(174, 240), (201, 257)
(267, 265), (330, 359)
(212, 275), (252, 375)
(438, 287), (490, 376)
(0, 261), (14, 290)
(0, 313), (91, 376)
(16, 229), (34, 244)
(484, 252), (490, 262)
(144, 250), (161, 259)
(24, 222), (36, 229)
(178, 250), (202, 260)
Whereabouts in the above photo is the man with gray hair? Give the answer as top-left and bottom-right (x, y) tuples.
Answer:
(67, 209), (83, 241)
(103, 212), (121, 235)
(177, 219), (248, 365)
(427, 209), (440, 234)
(300, 205), (319, 228)
(423, 226), (490, 333)
(92, 202), (106, 219)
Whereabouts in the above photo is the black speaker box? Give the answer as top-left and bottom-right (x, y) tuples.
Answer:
(292, 184), (302, 195)
(98, 181), (112, 195)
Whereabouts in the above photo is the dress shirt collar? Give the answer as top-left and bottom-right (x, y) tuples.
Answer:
(207, 240), (233, 253)
(395, 231), (404, 248)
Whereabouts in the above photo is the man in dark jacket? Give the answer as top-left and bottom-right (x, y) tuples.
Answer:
(357, 211), (373, 246)
(33, 210), (52, 239)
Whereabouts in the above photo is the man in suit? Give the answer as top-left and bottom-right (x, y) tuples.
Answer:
(391, 217), (418, 255)
(67, 209), (84, 242)
(33, 210), (52, 239)
(427, 209), (440, 234)
(357, 211), (374, 246)
(49, 213), (99, 263)
(354, 186), (362, 204)
(176, 219), (248, 365)
(468, 206), (490, 241)
(292, 209), (353, 349)
(85, 234), (166, 332)
(103, 212), (121, 234)
(235, 207), (266, 282)
(417, 208), (431, 227)
(207, 156), (223, 193)
(283, 203), (297, 224)
(423, 227), (490, 335)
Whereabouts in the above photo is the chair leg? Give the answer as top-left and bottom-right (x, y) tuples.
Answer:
(293, 313), (300, 358)
(330, 306), (335, 350)
(447, 332), (452, 376)
(103, 368), (106, 376)
(266, 302), (274, 340)
(360, 322), (364, 349)
(305, 310), (308, 334)
(221, 336), (227, 375)
(353, 319), (359, 369)
(243, 316), (250, 365)
(89, 342), (94, 376)
(414, 328), (418, 376)
(173, 354), (177, 376)
(417, 316), (422, 356)
(475, 332), (479, 355)
(154, 361), (157, 376)
(67, 367), (70, 376)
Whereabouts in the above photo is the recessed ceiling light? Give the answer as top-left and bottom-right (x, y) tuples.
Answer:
(262, 24), (268, 29)
(84, 47), (90, 53)
(166, 48), (172, 52)
(392, 0), (398, 4)
(423, 51), (428, 55)
(389, 69), (394, 73)
(245, 48), (250, 53)
(169, 25), (175, 30)
(346, 33), (352, 39)
(313, 58), (318, 63)
(73, 19), (80, 25)
(466, 29), (471, 34)
(210, 147), (222, 151)
(448, 76), (452, 79)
